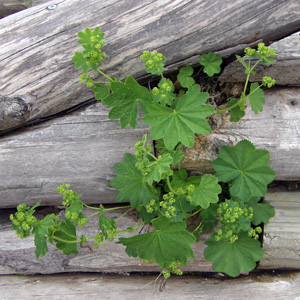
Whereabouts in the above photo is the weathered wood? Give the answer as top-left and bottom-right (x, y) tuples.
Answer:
(182, 87), (300, 180)
(259, 190), (300, 270)
(219, 31), (300, 86)
(1, 272), (300, 300)
(0, 101), (150, 208)
(1, 0), (300, 132)
(0, 1), (29, 19)
(0, 207), (213, 275)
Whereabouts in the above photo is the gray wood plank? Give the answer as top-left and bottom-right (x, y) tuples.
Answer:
(0, 102), (150, 208)
(259, 190), (300, 270)
(1, 0), (300, 132)
(1, 272), (300, 300)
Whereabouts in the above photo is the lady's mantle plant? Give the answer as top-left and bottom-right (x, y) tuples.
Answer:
(11, 27), (277, 278)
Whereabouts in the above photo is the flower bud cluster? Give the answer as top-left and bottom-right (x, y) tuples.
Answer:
(57, 184), (82, 207)
(244, 43), (276, 64)
(146, 199), (158, 214)
(160, 193), (177, 219)
(248, 226), (262, 240)
(10, 204), (38, 238)
(140, 50), (166, 75)
(163, 261), (183, 279)
(262, 76), (276, 88)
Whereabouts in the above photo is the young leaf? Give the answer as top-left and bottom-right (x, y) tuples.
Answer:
(212, 140), (275, 201)
(110, 153), (158, 208)
(236, 55), (249, 69)
(248, 82), (265, 114)
(189, 174), (221, 209)
(204, 232), (263, 277)
(247, 197), (275, 225)
(143, 154), (173, 184)
(53, 219), (78, 255)
(143, 85), (214, 150)
(177, 66), (195, 88)
(99, 214), (116, 238)
(102, 76), (152, 129)
(228, 98), (245, 122)
(32, 214), (56, 258)
(200, 52), (223, 77)
(117, 216), (196, 268)
(72, 52), (98, 73)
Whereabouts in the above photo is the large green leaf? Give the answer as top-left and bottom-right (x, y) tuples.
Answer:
(228, 98), (245, 122)
(110, 153), (158, 208)
(212, 140), (275, 201)
(204, 232), (263, 277)
(142, 85), (213, 150)
(117, 216), (196, 268)
(102, 76), (152, 129)
(189, 174), (221, 209)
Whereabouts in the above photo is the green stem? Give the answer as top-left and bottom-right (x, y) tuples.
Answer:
(83, 203), (99, 210)
(104, 205), (132, 212)
(97, 69), (114, 82)
(166, 176), (177, 194)
(117, 221), (144, 234)
(189, 208), (202, 218)
(115, 208), (133, 223)
(52, 236), (81, 244)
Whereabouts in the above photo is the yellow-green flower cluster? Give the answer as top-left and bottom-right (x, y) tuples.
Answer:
(262, 76), (276, 88)
(248, 226), (262, 240)
(160, 192), (177, 219)
(140, 50), (166, 75)
(10, 204), (38, 238)
(146, 199), (158, 214)
(163, 261), (183, 278)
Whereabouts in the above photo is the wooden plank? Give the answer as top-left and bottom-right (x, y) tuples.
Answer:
(182, 87), (300, 180)
(1, 0), (300, 133)
(219, 31), (300, 86)
(259, 190), (300, 270)
(1, 272), (300, 300)
(0, 1), (29, 19)
(0, 207), (213, 275)
(0, 101), (150, 208)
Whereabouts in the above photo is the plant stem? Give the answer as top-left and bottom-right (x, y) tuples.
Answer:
(52, 236), (81, 244)
(97, 69), (114, 81)
(166, 176), (177, 194)
(115, 208), (133, 222)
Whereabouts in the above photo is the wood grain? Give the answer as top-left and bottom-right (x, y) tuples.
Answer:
(1, 0), (300, 132)
(0, 102), (150, 208)
(259, 190), (300, 270)
(1, 272), (300, 300)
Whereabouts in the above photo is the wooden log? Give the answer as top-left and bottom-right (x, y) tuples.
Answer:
(182, 87), (300, 180)
(259, 190), (300, 270)
(0, 207), (213, 275)
(219, 31), (300, 86)
(1, 272), (300, 300)
(1, 0), (300, 133)
(0, 101), (151, 209)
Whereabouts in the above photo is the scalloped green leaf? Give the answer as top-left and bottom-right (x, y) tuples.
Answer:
(93, 84), (109, 100)
(110, 153), (158, 208)
(142, 85), (213, 150)
(189, 174), (222, 209)
(200, 52), (223, 77)
(177, 66), (195, 88)
(212, 140), (275, 201)
(247, 198), (275, 225)
(204, 232), (263, 277)
(102, 76), (152, 129)
(117, 216), (196, 268)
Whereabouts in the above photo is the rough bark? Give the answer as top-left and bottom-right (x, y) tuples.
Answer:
(1, 0), (300, 132)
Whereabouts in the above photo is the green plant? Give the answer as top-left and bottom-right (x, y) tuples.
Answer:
(11, 27), (277, 278)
